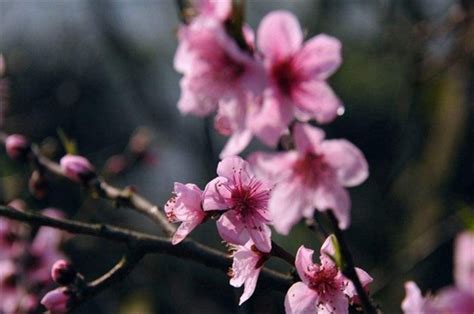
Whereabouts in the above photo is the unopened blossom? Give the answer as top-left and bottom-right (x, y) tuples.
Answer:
(174, 18), (265, 117)
(165, 182), (206, 245)
(5, 134), (30, 160)
(203, 156), (272, 252)
(250, 123), (368, 234)
(229, 241), (269, 305)
(51, 260), (77, 286)
(285, 237), (372, 314)
(253, 10), (343, 142)
(41, 287), (74, 314)
(60, 154), (96, 183)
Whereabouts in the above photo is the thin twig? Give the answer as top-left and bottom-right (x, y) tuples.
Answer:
(0, 206), (292, 293)
(82, 250), (145, 300)
(0, 132), (176, 237)
(327, 211), (378, 314)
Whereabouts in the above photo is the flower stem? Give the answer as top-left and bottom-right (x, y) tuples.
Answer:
(327, 211), (378, 314)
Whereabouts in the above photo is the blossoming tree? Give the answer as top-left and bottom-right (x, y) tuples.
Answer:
(0, 1), (473, 313)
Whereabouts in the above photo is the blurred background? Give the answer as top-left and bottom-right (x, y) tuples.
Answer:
(0, 0), (473, 313)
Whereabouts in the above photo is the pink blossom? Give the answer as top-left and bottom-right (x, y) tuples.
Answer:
(229, 241), (269, 305)
(285, 237), (372, 314)
(60, 154), (96, 183)
(203, 156), (272, 252)
(401, 282), (438, 314)
(252, 11), (343, 142)
(5, 134), (30, 160)
(402, 231), (474, 314)
(174, 19), (265, 117)
(250, 123), (368, 234)
(41, 287), (73, 313)
(165, 182), (207, 244)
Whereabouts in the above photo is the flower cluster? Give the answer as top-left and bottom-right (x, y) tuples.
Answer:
(0, 202), (67, 313)
(170, 1), (372, 310)
(402, 231), (474, 314)
(175, 0), (343, 158)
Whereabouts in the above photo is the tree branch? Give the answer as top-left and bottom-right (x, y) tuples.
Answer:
(0, 132), (176, 236)
(0, 206), (292, 293)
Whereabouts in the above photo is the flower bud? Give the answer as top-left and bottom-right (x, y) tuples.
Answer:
(51, 260), (77, 286)
(60, 154), (96, 183)
(41, 287), (74, 314)
(5, 134), (30, 161)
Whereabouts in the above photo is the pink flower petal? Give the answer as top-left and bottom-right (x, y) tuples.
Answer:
(269, 181), (310, 235)
(239, 268), (260, 305)
(177, 77), (217, 116)
(284, 282), (319, 314)
(257, 11), (303, 62)
(216, 156), (253, 183)
(292, 81), (342, 124)
(321, 140), (369, 187)
(293, 122), (325, 154)
(401, 282), (429, 314)
(219, 130), (253, 158)
(313, 180), (351, 229)
(202, 177), (232, 211)
(454, 231), (474, 294)
(246, 219), (272, 253)
(294, 34), (342, 81)
(229, 244), (262, 305)
(172, 219), (202, 245)
(216, 211), (248, 245)
(248, 151), (298, 183)
(295, 246), (315, 286)
(436, 287), (474, 313)
(247, 92), (293, 147)
(343, 267), (373, 300)
(317, 292), (349, 314)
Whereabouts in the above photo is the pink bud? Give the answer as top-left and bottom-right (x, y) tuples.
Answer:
(60, 154), (96, 183)
(51, 260), (77, 285)
(41, 287), (74, 313)
(5, 134), (30, 161)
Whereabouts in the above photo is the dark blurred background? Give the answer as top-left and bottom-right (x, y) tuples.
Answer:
(0, 0), (473, 313)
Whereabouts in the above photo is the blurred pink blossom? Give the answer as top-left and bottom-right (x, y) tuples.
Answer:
(250, 122), (368, 234)
(174, 19), (264, 117)
(256, 11), (343, 134)
(402, 231), (474, 314)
